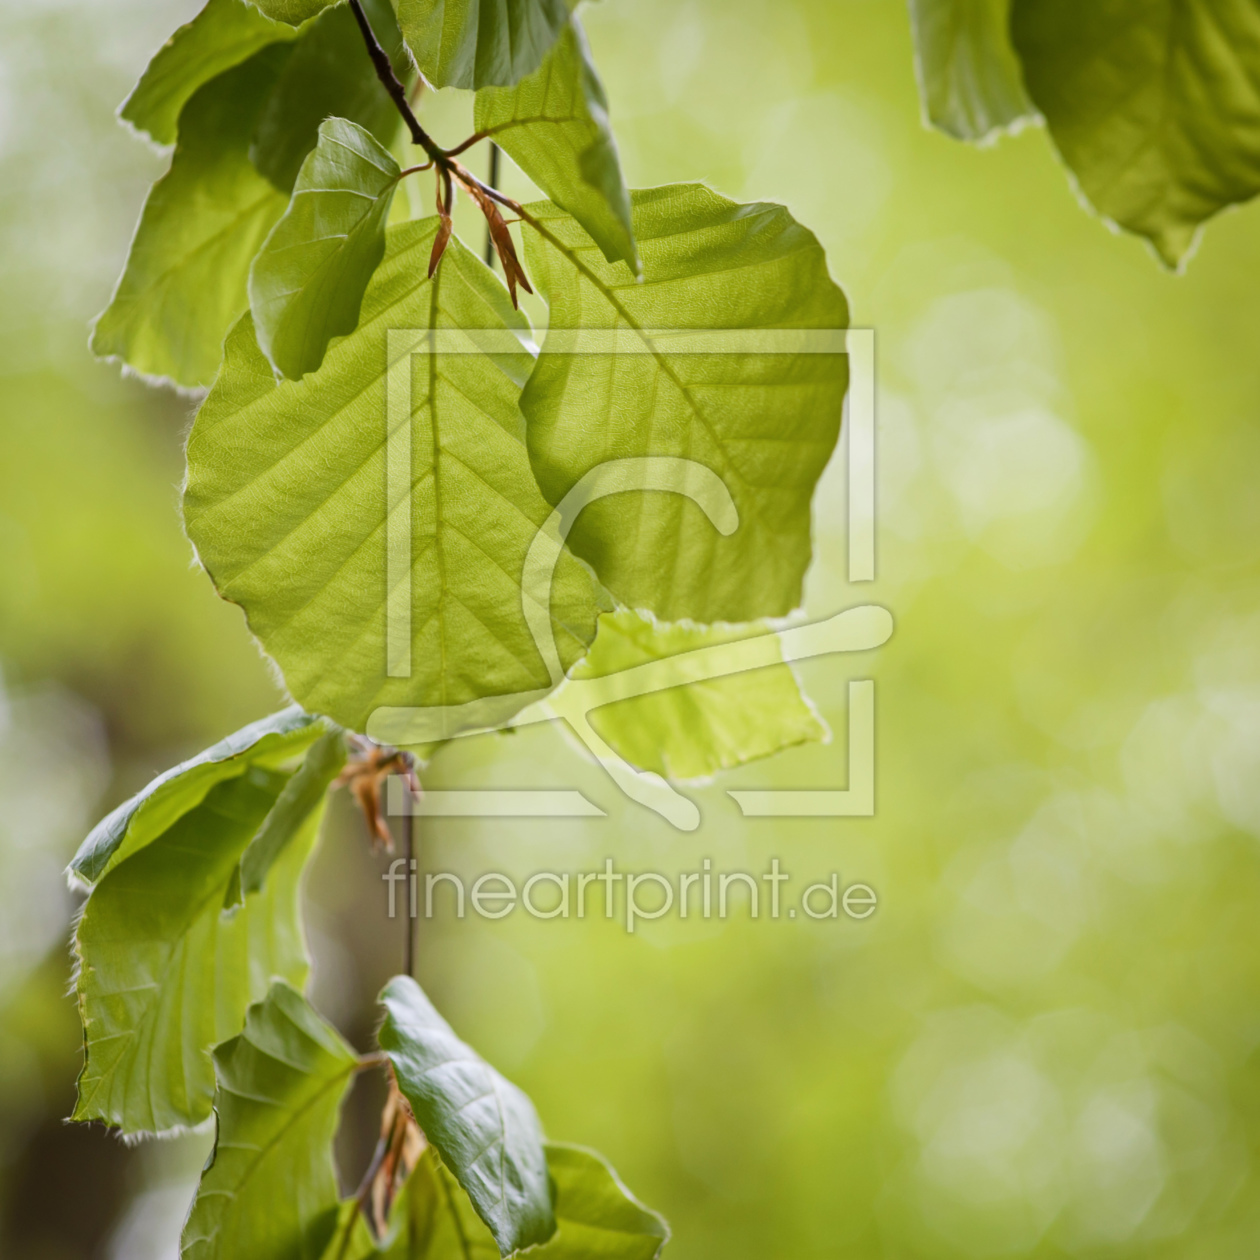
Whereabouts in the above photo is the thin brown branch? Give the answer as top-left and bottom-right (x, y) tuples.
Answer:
(346, 8), (534, 291)
(445, 131), (489, 158)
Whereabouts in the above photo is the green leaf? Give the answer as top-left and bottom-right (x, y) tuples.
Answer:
(72, 746), (329, 1134)
(182, 982), (357, 1260)
(91, 46), (292, 389)
(520, 184), (849, 624)
(533, 1145), (669, 1260)
(70, 705), (322, 886)
(98, 0), (410, 385)
(119, 0), (300, 147)
(239, 727), (346, 898)
(250, 118), (402, 380)
(325, 1144), (667, 1259)
(395, 0), (571, 89)
(378, 974), (556, 1256)
(1011, 0), (1260, 267)
(318, 1149), (497, 1260)
(250, 0), (410, 193)
(908, 0), (1036, 142)
(570, 611), (825, 781)
(184, 221), (605, 740)
(250, 0), (335, 24)
(474, 20), (637, 272)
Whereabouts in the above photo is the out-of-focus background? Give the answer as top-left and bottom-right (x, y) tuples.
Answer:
(5, 0), (1260, 1256)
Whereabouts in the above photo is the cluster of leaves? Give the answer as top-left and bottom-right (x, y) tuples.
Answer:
(97, 0), (848, 757)
(73, 0), (1260, 1248)
(909, 0), (1260, 267)
(73, 0), (856, 1251)
(70, 710), (669, 1258)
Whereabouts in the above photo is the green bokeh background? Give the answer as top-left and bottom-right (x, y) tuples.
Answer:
(4, 0), (1260, 1256)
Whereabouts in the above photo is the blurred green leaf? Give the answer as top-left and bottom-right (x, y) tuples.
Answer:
(908, 0), (1035, 142)
(250, 0), (409, 193)
(475, 20), (637, 272)
(72, 752), (327, 1133)
(532, 1145), (669, 1260)
(325, 1143), (667, 1259)
(185, 222), (604, 739)
(320, 1149), (497, 1259)
(250, 118), (401, 380)
(119, 0), (299, 147)
(70, 705), (323, 885)
(1012, 0), (1260, 266)
(91, 46), (291, 389)
(378, 974), (556, 1256)
(571, 612), (825, 781)
(396, 0), (570, 88)
(182, 982), (357, 1260)
(521, 185), (848, 624)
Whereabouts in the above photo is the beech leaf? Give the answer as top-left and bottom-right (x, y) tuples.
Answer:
(323, 1143), (668, 1259)
(91, 46), (291, 389)
(475, 19), (637, 271)
(119, 0), (300, 147)
(72, 728), (332, 1134)
(181, 982), (358, 1260)
(571, 612), (825, 781)
(1012, 0), (1260, 266)
(908, 0), (1036, 142)
(378, 974), (556, 1256)
(250, 117), (402, 380)
(395, 0), (571, 89)
(521, 185), (849, 625)
(185, 221), (605, 739)
(69, 705), (322, 886)
(249, 0), (410, 194)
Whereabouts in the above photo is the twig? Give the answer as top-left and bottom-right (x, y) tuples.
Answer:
(484, 143), (501, 268)
(399, 751), (422, 978)
(348, 0), (528, 291)
(348, 0), (442, 162)
(344, 0), (512, 212)
(402, 805), (415, 978)
(446, 131), (488, 158)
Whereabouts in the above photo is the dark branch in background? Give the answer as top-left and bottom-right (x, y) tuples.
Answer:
(484, 143), (501, 269)
(402, 804), (415, 978)
(396, 749), (420, 980)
